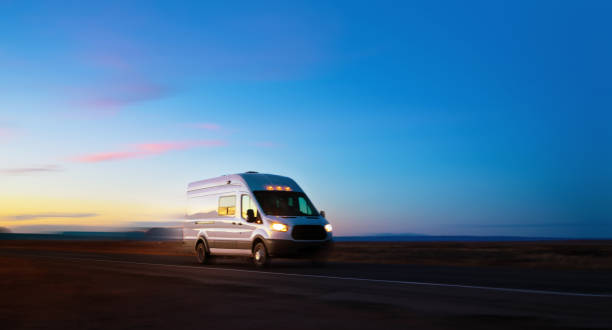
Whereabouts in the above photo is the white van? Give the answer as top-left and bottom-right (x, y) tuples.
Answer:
(183, 172), (333, 267)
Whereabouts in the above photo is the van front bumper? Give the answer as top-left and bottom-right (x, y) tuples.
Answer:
(265, 239), (333, 258)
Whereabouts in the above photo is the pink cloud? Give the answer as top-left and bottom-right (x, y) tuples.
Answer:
(76, 150), (144, 163)
(191, 123), (221, 131)
(73, 140), (226, 163)
(68, 50), (172, 114)
(76, 81), (171, 114)
(0, 127), (16, 142)
(52, 44), (174, 116)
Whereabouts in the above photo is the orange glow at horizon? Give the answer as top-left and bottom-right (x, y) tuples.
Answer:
(0, 195), (182, 231)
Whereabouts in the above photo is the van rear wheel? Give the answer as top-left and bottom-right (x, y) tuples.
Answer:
(196, 241), (209, 264)
(253, 242), (269, 267)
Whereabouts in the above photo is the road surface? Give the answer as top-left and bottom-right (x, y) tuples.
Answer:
(1, 248), (611, 329)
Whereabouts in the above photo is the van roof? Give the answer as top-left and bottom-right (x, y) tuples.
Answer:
(187, 173), (303, 193)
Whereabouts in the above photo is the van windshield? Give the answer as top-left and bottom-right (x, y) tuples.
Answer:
(253, 191), (319, 217)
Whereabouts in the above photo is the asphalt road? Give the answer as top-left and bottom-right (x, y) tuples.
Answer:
(1, 248), (611, 329)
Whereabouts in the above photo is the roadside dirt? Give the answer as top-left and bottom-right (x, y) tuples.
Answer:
(1, 239), (611, 270)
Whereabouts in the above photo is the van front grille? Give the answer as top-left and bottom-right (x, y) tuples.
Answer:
(291, 225), (327, 240)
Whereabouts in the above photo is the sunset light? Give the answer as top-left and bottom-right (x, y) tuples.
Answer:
(1, 2), (610, 329)
(0, 1), (609, 239)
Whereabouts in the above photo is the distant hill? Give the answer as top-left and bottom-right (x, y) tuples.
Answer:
(0, 230), (584, 242)
(0, 228), (183, 241)
(334, 235), (569, 242)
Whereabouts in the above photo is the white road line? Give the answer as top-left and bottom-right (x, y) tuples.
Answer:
(41, 254), (612, 298)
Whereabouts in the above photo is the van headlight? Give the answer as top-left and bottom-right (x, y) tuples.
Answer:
(324, 224), (333, 232)
(270, 222), (288, 232)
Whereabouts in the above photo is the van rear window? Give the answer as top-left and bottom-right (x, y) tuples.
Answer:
(218, 196), (236, 216)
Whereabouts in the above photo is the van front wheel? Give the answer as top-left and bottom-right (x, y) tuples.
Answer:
(253, 242), (269, 267)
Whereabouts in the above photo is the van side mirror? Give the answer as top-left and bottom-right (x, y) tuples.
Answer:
(246, 209), (256, 223)
(320, 210), (326, 218)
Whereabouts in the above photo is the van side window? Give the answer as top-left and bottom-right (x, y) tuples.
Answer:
(218, 196), (236, 216)
(241, 195), (258, 219)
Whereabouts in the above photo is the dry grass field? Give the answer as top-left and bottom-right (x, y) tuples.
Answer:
(1, 239), (611, 270)
(328, 240), (612, 270)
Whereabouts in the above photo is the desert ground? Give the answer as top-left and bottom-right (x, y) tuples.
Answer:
(1, 239), (612, 269)
(1, 240), (611, 329)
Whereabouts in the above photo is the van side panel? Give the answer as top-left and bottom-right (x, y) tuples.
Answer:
(185, 184), (243, 251)
(187, 194), (218, 219)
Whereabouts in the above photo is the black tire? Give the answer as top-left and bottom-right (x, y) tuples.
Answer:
(252, 242), (269, 268)
(195, 240), (209, 264)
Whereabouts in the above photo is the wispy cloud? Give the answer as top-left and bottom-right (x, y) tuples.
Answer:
(190, 123), (221, 131)
(68, 47), (174, 115)
(3, 213), (98, 221)
(73, 140), (226, 163)
(0, 126), (14, 142)
(75, 81), (171, 114)
(1, 165), (62, 175)
(249, 141), (283, 148)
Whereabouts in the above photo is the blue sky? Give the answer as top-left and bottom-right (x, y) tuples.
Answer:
(1, 1), (610, 237)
